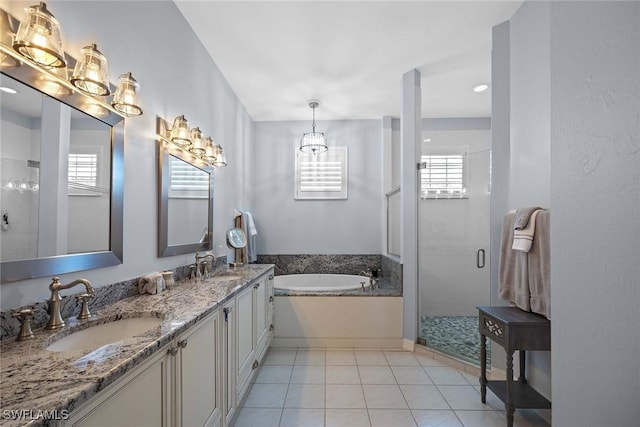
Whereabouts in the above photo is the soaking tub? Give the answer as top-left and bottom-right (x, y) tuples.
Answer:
(274, 273), (371, 292)
(272, 273), (403, 348)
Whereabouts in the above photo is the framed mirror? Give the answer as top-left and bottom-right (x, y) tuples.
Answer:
(157, 139), (213, 257)
(0, 69), (124, 283)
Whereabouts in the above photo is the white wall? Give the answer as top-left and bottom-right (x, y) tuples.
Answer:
(0, 1), (253, 309)
(550, 2), (640, 426)
(252, 119), (382, 254)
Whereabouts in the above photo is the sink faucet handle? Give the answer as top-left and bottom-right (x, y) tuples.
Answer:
(76, 293), (94, 320)
(12, 307), (36, 341)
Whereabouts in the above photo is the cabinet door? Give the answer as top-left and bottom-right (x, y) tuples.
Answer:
(65, 346), (170, 427)
(222, 300), (236, 426)
(255, 276), (268, 362)
(235, 284), (255, 401)
(177, 311), (220, 427)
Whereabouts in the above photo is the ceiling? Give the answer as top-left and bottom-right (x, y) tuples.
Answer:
(175, 1), (522, 121)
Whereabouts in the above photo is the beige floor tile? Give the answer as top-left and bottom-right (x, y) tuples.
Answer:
(359, 365), (397, 384)
(473, 385), (506, 411)
(326, 384), (367, 409)
(497, 409), (551, 427)
(263, 349), (297, 365)
(400, 385), (450, 410)
(363, 384), (408, 409)
(326, 350), (357, 366)
(242, 383), (288, 408)
(254, 365), (293, 384)
(384, 351), (421, 366)
(233, 408), (282, 427)
(438, 386), (491, 411)
(355, 350), (389, 366)
(415, 354), (449, 367)
(391, 366), (433, 385)
(369, 409), (417, 427)
(326, 365), (361, 384)
(279, 408), (324, 427)
(295, 349), (326, 366)
(411, 409), (463, 427)
(326, 409), (371, 427)
(454, 410), (506, 427)
(290, 365), (325, 384)
(284, 384), (325, 409)
(459, 370), (480, 385)
(424, 367), (470, 385)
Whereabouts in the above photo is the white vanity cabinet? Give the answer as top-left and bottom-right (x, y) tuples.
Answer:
(62, 342), (172, 427)
(64, 310), (220, 427)
(221, 298), (237, 426)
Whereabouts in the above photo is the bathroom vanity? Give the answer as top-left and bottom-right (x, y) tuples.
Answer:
(0, 265), (274, 427)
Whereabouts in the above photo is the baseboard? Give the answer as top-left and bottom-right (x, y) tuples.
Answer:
(270, 337), (404, 348)
(402, 338), (415, 352)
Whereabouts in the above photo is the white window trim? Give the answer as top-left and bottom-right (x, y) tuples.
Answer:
(420, 150), (468, 200)
(295, 146), (348, 200)
(168, 156), (209, 199)
(68, 146), (106, 197)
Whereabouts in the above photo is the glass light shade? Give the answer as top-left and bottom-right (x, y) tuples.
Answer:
(1, 9), (20, 69)
(170, 115), (191, 147)
(111, 72), (142, 116)
(13, 2), (66, 68)
(71, 43), (110, 96)
(212, 144), (227, 167)
(189, 127), (206, 156)
(299, 132), (328, 155)
(202, 137), (217, 164)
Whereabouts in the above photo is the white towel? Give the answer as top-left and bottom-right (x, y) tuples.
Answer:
(512, 209), (542, 252)
(138, 272), (164, 295)
(246, 212), (257, 236)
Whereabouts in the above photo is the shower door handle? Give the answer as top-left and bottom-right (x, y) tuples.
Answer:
(476, 249), (486, 269)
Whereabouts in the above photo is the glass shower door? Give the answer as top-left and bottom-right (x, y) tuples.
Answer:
(417, 131), (491, 366)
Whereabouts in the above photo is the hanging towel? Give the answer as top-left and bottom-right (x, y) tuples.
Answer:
(499, 212), (531, 312)
(512, 208), (543, 252)
(513, 206), (542, 230)
(247, 212), (258, 236)
(242, 211), (258, 263)
(528, 210), (551, 319)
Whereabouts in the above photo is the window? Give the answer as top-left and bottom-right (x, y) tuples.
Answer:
(68, 151), (106, 196)
(168, 156), (209, 199)
(295, 146), (348, 200)
(420, 153), (467, 199)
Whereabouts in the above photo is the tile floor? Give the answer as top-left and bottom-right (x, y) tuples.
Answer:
(232, 348), (550, 427)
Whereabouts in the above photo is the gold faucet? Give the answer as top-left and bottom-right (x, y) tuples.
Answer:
(45, 277), (95, 330)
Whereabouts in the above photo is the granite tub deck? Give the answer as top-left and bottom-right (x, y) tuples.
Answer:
(0, 264), (273, 427)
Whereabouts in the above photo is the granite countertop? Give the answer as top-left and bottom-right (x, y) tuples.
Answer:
(0, 264), (273, 427)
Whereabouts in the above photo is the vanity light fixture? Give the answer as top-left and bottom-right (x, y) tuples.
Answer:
(169, 115), (192, 147)
(299, 100), (328, 155)
(189, 127), (206, 156)
(157, 116), (227, 168)
(12, 2), (66, 69)
(71, 44), (111, 96)
(111, 72), (143, 117)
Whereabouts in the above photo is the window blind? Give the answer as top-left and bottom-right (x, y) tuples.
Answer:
(420, 154), (467, 199)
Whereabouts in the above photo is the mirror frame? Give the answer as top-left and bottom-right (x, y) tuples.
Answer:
(0, 44), (125, 283)
(157, 135), (214, 257)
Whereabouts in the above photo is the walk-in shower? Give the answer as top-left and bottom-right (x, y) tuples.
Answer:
(417, 128), (491, 367)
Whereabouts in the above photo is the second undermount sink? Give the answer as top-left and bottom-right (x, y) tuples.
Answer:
(46, 317), (162, 352)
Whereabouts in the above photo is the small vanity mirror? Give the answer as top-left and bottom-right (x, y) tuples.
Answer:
(158, 141), (213, 257)
(226, 228), (247, 249)
(226, 227), (247, 268)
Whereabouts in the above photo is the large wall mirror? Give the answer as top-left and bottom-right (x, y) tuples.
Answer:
(157, 135), (213, 257)
(1, 64), (124, 283)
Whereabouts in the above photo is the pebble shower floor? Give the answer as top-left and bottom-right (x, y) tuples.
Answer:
(420, 316), (490, 367)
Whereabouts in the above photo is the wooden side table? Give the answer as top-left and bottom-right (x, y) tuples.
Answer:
(477, 306), (551, 427)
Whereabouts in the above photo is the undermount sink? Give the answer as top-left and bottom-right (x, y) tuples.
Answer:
(46, 317), (162, 352)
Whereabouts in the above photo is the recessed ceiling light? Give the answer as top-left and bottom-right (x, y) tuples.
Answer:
(0, 86), (18, 94)
(473, 84), (489, 93)
(423, 137), (432, 143)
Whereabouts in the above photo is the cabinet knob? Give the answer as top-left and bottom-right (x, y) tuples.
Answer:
(268, 274), (274, 280)
(269, 296), (274, 303)
(252, 360), (259, 370)
(178, 339), (188, 349)
(167, 347), (178, 356)
(254, 283), (260, 289)
(269, 324), (274, 332)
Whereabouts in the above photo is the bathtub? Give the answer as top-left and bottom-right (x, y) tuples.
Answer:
(272, 273), (403, 348)
(274, 274), (370, 292)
